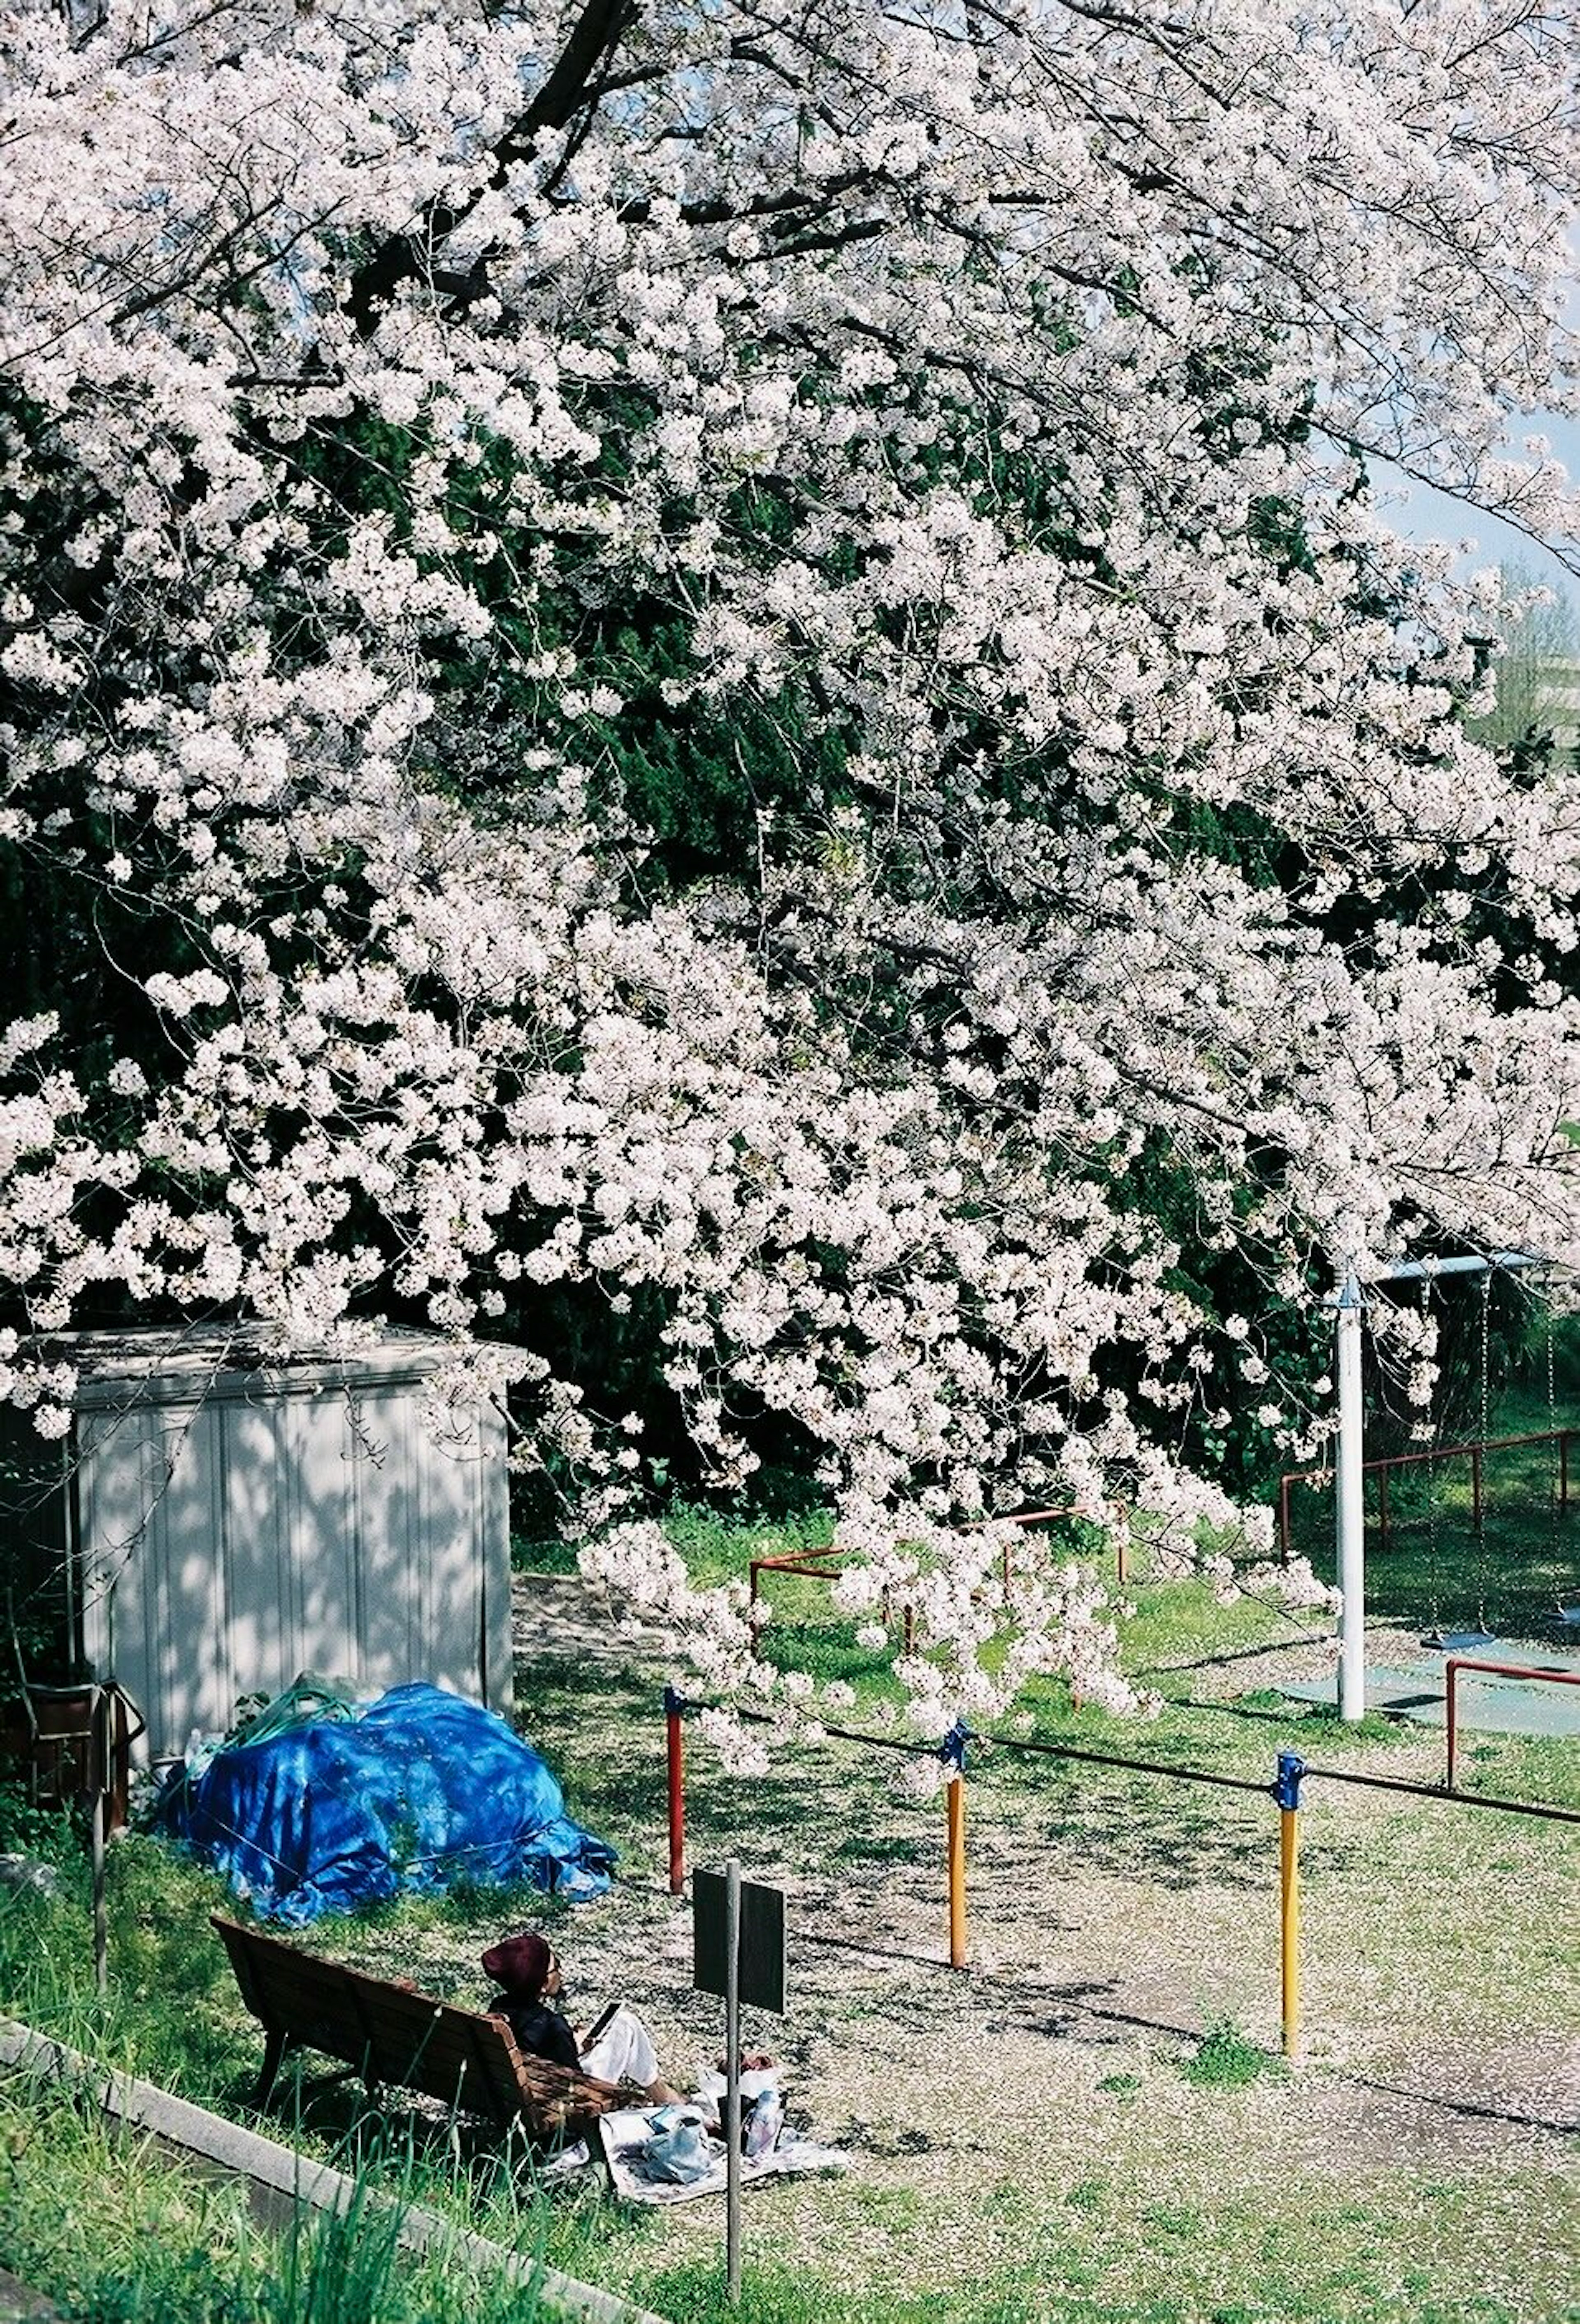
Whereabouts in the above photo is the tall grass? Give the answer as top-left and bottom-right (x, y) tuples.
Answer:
(0, 2066), (569, 2324)
(0, 1852), (618, 2314)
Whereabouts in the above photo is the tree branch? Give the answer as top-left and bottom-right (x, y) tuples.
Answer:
(345, 0), (642, 337)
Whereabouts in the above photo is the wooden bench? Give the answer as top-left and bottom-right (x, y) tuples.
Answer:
(211, 1914), (633, 2146)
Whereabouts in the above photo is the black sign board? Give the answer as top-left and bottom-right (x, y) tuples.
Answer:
(692, 1867), (786, 2015)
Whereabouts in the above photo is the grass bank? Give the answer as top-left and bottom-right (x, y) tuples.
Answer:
(0, 2057), (574, 2324)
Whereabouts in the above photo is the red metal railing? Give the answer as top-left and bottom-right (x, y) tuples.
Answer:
(1444, 1656), (1580, 1791)
(1278, 1427), (1575, 1561)
(665, 1685), (686, 1895)
(748, 1506), (1123, 1654)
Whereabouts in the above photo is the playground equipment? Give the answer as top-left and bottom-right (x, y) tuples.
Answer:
(1275, 1750), (1303, 2060)
(942, 1723), (967, 1972)
(1278, 1427), (1577, 1563)
(1328, 1251), (1578, 1718)
(1444, 1657), (1580, 1790)
(1280, 1638), (1580, 1744)
(749, 1251), (1576, 1743)
(659, 1688), (1578, 2065)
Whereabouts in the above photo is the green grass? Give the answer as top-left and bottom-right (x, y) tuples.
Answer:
(1178, 2018), (1286, 2092)
(0, 1844), (625, 2298)
(514, 1533), (584, 1576)
(586, 1459), (1578, 2324)
(3, 1832), (1547, 2324)
(516, 1503), (839, 1588)
(5, 1402), (1577, 2324)
(1282, 1385), (1580, 1646)
(705, 1446), (1580, 1815)
(0, 2071), (571, 2324)
(3, 1699), (1572, 2324)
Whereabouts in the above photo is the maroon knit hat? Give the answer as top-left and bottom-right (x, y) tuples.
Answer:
(480, 1931), (553, 1997)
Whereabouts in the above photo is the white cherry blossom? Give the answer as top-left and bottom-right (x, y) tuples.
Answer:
(2, 0), (1579, 1735)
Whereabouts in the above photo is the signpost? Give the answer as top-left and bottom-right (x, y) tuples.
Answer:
(692, 1861), (785, 2303)
(88, 1684), (108, 1994)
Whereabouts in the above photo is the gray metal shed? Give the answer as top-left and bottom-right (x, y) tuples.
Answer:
(5, 1327), (514, 1762)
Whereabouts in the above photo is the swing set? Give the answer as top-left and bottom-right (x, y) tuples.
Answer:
(1284, 1267), (1580, 1652)
(1414, 1269), (1536, 1651)
(753, 1252), (1577, 1742)
(1312, 1251), (1580, 1723)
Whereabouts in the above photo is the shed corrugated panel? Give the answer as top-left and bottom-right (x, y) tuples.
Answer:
(170, 1400), (227, 1740)
(352, 1388), (410, 1686)
(74, 1371), (505, 1761)
(79, 1401), (142, 1725)
(81, 1397), (228, 1753)
(278, 1391), (360, 1695)
(430, 1401), (488, 1701)
(225, 1395), (295, 1718)
(351, 1387), (483, 1702)
(478, 1399), (512, 1715)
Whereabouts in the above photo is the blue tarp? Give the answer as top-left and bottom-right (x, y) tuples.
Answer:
(156, 1683), (616, 1923)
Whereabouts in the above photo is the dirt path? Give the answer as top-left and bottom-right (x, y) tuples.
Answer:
(513, 1571), (670, 1678)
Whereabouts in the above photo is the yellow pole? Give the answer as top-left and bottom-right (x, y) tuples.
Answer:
(947, 1769), (967, 1971)
(1280, 1803), (1299, 2059)
(1275, 1751), (1306, 2061)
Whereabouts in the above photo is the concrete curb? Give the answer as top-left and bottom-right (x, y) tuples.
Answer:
(0, 2021), (665, 2324)
(0, 2267), (61, 2321)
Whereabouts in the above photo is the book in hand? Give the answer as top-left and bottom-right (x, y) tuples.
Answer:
(580, 2000), (620, 2052)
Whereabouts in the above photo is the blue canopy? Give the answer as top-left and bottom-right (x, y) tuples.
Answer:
(156, 1683), (616, 1923)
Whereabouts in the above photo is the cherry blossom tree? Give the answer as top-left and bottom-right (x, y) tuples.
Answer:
(3, 0), (1580, 1747)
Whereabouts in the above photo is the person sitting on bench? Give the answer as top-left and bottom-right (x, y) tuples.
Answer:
(481, 1931), (683, 2104)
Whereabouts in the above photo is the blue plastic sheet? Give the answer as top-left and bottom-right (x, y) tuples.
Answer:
(156, 1683), (616, 1923)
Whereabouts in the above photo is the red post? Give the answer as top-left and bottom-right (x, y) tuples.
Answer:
(1441, 1656), (1578, 1792)
(665, 1688), (685, 1895)
(1472, 1447), (1483, 1534)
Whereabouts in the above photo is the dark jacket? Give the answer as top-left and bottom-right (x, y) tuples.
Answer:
(488, 1992), (581, 2073)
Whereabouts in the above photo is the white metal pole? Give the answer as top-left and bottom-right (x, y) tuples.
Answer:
(1336, 1270), (1367, 1722)
(724, 1857), (741, 2305)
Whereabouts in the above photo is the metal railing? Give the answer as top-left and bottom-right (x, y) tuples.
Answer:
(661, 1687), (1580, 2065)
(1278, 1427), (1577, 1560)
(1444, 1656), (1580, 1791)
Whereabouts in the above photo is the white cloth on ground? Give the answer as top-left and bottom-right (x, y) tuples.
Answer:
(597, 2106), (850, 2207)
(580, 2004), (661, 2089)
